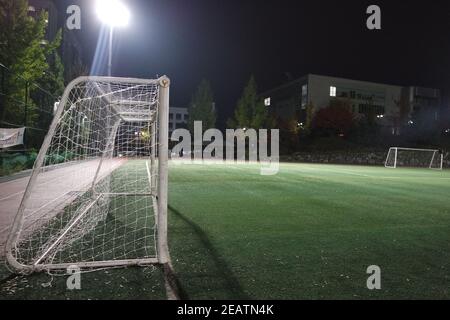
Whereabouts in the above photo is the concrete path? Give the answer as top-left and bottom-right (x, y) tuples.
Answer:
(0, 159), (125, 257)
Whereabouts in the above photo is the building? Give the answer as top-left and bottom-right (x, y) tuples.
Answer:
(169, 107), (189, 134)
(61, 28), (84, 82)
(404, 86), (441, 122)
(262, 74), (441, 134)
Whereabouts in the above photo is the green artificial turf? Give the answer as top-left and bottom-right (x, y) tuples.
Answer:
(1, 162), (450, 299)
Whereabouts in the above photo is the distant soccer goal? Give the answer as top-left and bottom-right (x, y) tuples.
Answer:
(385, 147), (443, 170)
(6, 76), (171, 273)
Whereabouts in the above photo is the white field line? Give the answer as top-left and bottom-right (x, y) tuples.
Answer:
(0, 190), (25, 202)
(294, 165), (450, 180)
(296, 166), (372, 177)
(0, 176), (30, 186)
(0, 224), (11, 234)
(146, 160), (152, 190)
(374, 176), (450, 180)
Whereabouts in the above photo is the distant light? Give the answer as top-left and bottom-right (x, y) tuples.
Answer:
(408, 120), (414, 125)
(297, 122), (304, 127)
(135, 131), (139, 136)
(96, 0), (130, 27)
(377, 114), (384, 119)
(445, 128), (450, 133)
(242, 128), (247, 132)
(330, 86), (337, 97)
(264, 97), (271, 107)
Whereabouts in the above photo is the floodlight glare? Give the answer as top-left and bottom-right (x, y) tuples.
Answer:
(96, 0), (130, 27)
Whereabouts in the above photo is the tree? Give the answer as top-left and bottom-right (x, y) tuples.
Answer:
(313, 98), (354, 136)
(188, 79), (216, 132)
(30, 31), (65, 147)
(363, 96), (378, 126)
(394, 92), (412, 124)
(304, 101), (315, 134)
(0, 0), (63, 135)
(227, 75), (270, 130)
(276, 115), (300, 153)
(391, 92), (411, 135)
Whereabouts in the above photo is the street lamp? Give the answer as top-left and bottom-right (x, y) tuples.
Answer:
(96, 0), (130, 76)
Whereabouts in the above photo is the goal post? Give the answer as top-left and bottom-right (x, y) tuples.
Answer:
(6, 76), (170, 273)
(385, 147), (443, 170)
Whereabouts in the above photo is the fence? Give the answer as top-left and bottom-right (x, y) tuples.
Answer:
(0, 63), (59, 176)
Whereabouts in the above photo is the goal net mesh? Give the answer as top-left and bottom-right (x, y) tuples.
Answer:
(385, 147), (442, 170)
(7, 77), (165, 272)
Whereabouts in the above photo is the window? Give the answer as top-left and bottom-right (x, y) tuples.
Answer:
(358, 104), (385, 115)
(302, 84), (308, 96)
(330, 86), (336, 97)
(301, 84), (308, 108)
(176, 114), (182, 120)
(264, 97), (271, 107)
(184, 114), (189, 121)
(169, 113), (173, 120)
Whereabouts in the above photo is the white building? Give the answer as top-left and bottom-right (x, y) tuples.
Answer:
(262, 74), (441, 134)
(169, 107), (189, 133)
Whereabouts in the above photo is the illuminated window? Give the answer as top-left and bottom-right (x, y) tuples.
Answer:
(301, 85), (308, 107)
(330, 86), (336, 97)
(264, 97), (271, 106)
(302, 85), (308, 96)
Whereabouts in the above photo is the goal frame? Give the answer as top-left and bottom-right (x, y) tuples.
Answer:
(385, 147), (443, 170)
(6, 76), (171, 273)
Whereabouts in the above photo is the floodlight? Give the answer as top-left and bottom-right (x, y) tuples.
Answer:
(96, 0), (130, 27)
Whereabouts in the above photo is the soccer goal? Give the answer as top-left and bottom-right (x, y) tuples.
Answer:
(385, 147), (443, 170)
(6, 76), (170, 273)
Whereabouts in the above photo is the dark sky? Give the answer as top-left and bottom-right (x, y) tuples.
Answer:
(57, 0), (450, 126)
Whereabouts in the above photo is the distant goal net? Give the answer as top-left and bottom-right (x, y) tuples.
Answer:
(385, 147), (443, 170)
(6, 76), (170, 273)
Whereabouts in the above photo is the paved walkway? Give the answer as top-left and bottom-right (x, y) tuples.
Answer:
(0, 159), (125, 257)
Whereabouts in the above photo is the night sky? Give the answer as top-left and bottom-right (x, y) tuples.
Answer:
(57, 0), (450, 127)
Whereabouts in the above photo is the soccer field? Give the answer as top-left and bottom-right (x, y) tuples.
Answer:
(1, 162), (450, 299)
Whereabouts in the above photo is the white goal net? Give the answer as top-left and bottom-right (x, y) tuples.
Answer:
(385, 147), (443, 170)
(6, 76), (170, 273)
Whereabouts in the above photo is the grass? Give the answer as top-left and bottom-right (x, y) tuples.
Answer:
(1, 161), (450, 299)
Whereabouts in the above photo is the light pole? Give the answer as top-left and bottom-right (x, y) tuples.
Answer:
(96, 0), (130, 76)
